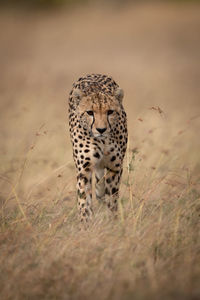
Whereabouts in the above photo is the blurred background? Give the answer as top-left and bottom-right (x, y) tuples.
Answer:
(0, 1), (200, 299)
(0, 0), (200, 194)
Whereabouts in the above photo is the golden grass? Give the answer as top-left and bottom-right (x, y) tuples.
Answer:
(0, 3), (200, 299)
(1, 110), (199, 299)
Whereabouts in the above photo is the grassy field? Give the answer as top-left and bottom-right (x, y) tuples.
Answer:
(0, 2), (200, 299)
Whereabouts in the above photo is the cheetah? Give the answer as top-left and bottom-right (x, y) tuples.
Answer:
(68, 74), (128, 223)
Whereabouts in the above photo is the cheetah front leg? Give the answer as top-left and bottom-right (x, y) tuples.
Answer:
(77, 171), (93, 223)
(105, 168), (123, 216)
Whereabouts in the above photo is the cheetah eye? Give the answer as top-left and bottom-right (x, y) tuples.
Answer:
(107, 110), (114, 115)
(86, 110), (94, 116)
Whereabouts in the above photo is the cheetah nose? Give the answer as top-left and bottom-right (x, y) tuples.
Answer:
(96, 128), (107, 134)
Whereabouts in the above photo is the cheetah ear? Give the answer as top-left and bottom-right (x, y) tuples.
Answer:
(72, 88), (83, 105)
(115, 88), (124, 103)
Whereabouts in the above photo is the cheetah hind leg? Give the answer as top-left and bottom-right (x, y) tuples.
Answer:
(95, 167), (106, 204)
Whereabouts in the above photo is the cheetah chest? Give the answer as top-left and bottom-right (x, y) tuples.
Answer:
(92, 138), (122, 171)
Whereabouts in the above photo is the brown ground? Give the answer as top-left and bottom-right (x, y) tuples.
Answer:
(0, 2), (200, 300)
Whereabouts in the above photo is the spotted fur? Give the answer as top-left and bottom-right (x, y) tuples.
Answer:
(68, 74), (128, 223)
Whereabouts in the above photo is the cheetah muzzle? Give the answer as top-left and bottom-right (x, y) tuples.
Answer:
(68, 74), (128, 223)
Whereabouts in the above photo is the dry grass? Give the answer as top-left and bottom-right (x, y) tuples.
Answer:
(0, 2), (200, 299)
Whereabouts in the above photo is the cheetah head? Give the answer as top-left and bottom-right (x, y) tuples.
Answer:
(72, 88), (124, 138)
